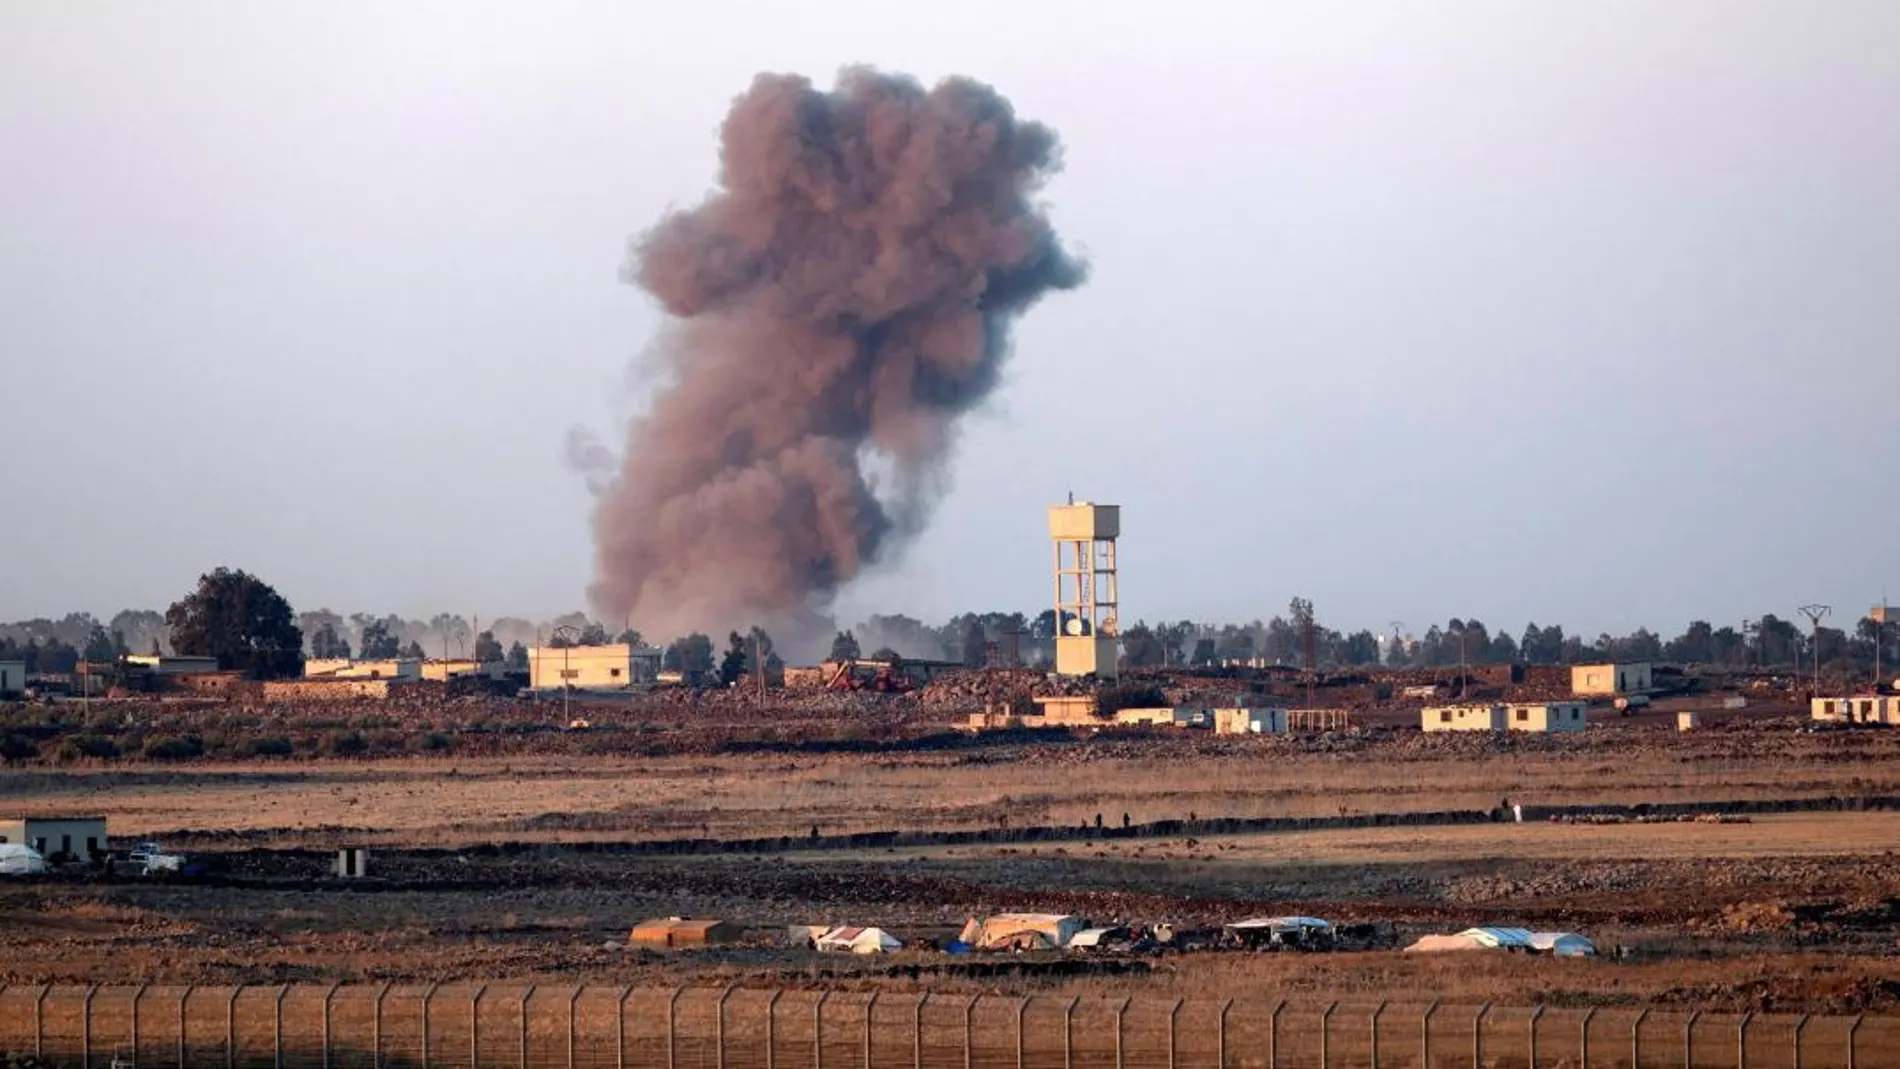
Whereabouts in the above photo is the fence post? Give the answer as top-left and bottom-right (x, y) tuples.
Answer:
(1471, 1003), (1491, 1069)
(35, 984), (51, 1059)
(1527, 1006), (1544, 1069)
(1369, 1002), (1387, 1069)
(912, 995), (926, 1069)
(1737, 1011), (1753, 1069)
(180, 984), (196, 1069)
(1113, 999), (1129, 1069)
(226, 987), (241, 1069)
(1578, 1008), (1596, 1069)
(1631, 1008), (1651, 1069)
(1422, 1002), (1439, 1069)
(963, 996), (978, 1069)
(667, 987), (685, 1069)
(617, 987), (635, 1069)
(522, 985), (538, 1069)
(1683, 1010), (1701, 1069)
(275, 984), (291, 1069)
(1792, 1014), (1810, 1069)
(1017, 999), (1029, 1069)
(817, 991), (834, 1069)
(131, 982), (149, 1067)
(322, 983), (340, 1069)
(1064, 998), (1079, 1069)
(1218, 1000), (1234, 1069)
(84, 984), (99, 1069)
(719, 987), (739, 1069)
(1320, 1003), (1337, 1069)
(570, 987), (585, 1069)
(1168, 1000), (1185, 1069)
(768, 990), (786, 1069)
(474, 984), (492, 1069)
(372, 983), (391, 1069)
(1269, 1000), (1288, 1069)
(423, 982), (442, 1069)
(866, 992), (882, 1069)
(132, 983), (149, 1066)
(1847, 1014), (1864, 1069)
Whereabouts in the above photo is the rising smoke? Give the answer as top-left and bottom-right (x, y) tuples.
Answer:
(587, 68), (1085, 640)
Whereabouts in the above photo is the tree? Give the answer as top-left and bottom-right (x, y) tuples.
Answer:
(400, 640), (426, 660)
(616, 628), (643, 649)
(959, 618), (989, 667)
(164, 568), (303, 679)
(309, 622), (351, 659)
(504, 640), (529, 672)
(869, 646), (901, 662)
(358, 620), (400, 659)
(670, 633), (714, 678)
(82, 624), (120, 663)
(579, 622), (611, 646)
(1341, 630), (1380, 666)
(829, 630), (861, 661)
(719, 631), (749, 686)
(1119, 623), (1162, 667)
(474, 630), (504, 663)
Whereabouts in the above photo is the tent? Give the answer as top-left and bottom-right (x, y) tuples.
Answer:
(960, 913), (1087, 950)
(0, 843), (47, 876)
(1068, 926), (1134, 950)
(813, 926), (903, 954)
(1226, 916), (1336, 949)
(1528, 932), (1597, 957)
(1405, 927), (1536, 953)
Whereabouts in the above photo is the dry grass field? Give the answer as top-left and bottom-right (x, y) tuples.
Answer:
(3, 722), (1898, 1015)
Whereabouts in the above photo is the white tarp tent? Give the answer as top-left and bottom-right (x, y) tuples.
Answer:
(813, 926), (903, 954)
(1405, 926), (1535, 953)
(0, 843), (48, 876)
(960, 913), (1087, 950)
(1528, 932), (1597, 957)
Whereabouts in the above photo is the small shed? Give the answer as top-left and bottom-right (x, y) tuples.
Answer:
(1677, 711), (1700, 732)
(629, 916), (744, 949)
(0, 815), (108, 863)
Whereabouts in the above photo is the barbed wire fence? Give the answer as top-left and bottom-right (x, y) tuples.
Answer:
(0, 985), (1893, 1069)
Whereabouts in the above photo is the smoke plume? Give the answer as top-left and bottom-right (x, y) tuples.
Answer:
(588, 68), (1085, 638)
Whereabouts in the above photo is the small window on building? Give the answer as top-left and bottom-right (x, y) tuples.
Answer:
(1860, 701), (1873, 716)
(61, 834), (72, 855)
(1515, 708), (1529, 722)
(86, 837), (98, 853)
(1825, 701), (1837, 714)
(1439, 710), (1452, 723)
(610, 668), (622, 678)
(1570, 708), (1581, 719)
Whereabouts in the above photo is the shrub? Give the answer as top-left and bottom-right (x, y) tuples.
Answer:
(234, 736), (295, 758)
(142, 734), (205, 761)
(0, 733), (38, 762)
(322, 731), (368, 757)
(50, 734), (121, 762)
(408, 731), (454, 753)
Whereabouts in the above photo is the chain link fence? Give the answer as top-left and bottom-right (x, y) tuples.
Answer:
(1, 985), (1893, 1069)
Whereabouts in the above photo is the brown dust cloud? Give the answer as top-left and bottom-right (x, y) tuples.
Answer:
(587, 68), (1085, 644)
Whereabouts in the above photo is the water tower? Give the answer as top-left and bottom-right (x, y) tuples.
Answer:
(1048, 498), (1120, 678)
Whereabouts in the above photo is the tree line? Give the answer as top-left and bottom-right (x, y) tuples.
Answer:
(3, 572), (1893, 683)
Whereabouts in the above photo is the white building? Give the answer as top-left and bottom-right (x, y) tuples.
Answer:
(1571, 663), (1653, 696)
(1213, 707), (1289, 734)
(1811, 696), (1900, 725)
(0, 815), (108, 863)
(1422, 704), (1507, 732)
(530, 643), (643, 689)
(304, 658), (421, 681)
(1505, 701), (1589, 732)
(0, 660), (24, 699)
(124, 655), (221, 675)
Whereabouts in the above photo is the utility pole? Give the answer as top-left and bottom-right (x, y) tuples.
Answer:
(1798, 605), (1831, 702)
(550, 624), (581, 724)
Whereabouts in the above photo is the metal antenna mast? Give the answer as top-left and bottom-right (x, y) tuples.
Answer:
(1797, 604), (1832, 701)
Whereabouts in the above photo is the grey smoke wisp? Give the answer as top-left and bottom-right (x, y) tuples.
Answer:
(588, 67), (1085, 637)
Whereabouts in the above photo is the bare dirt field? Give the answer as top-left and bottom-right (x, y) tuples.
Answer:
(3, 720), (1898, 1014)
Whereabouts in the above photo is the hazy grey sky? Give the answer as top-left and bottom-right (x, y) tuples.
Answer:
(4, 1), (1896, 639)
